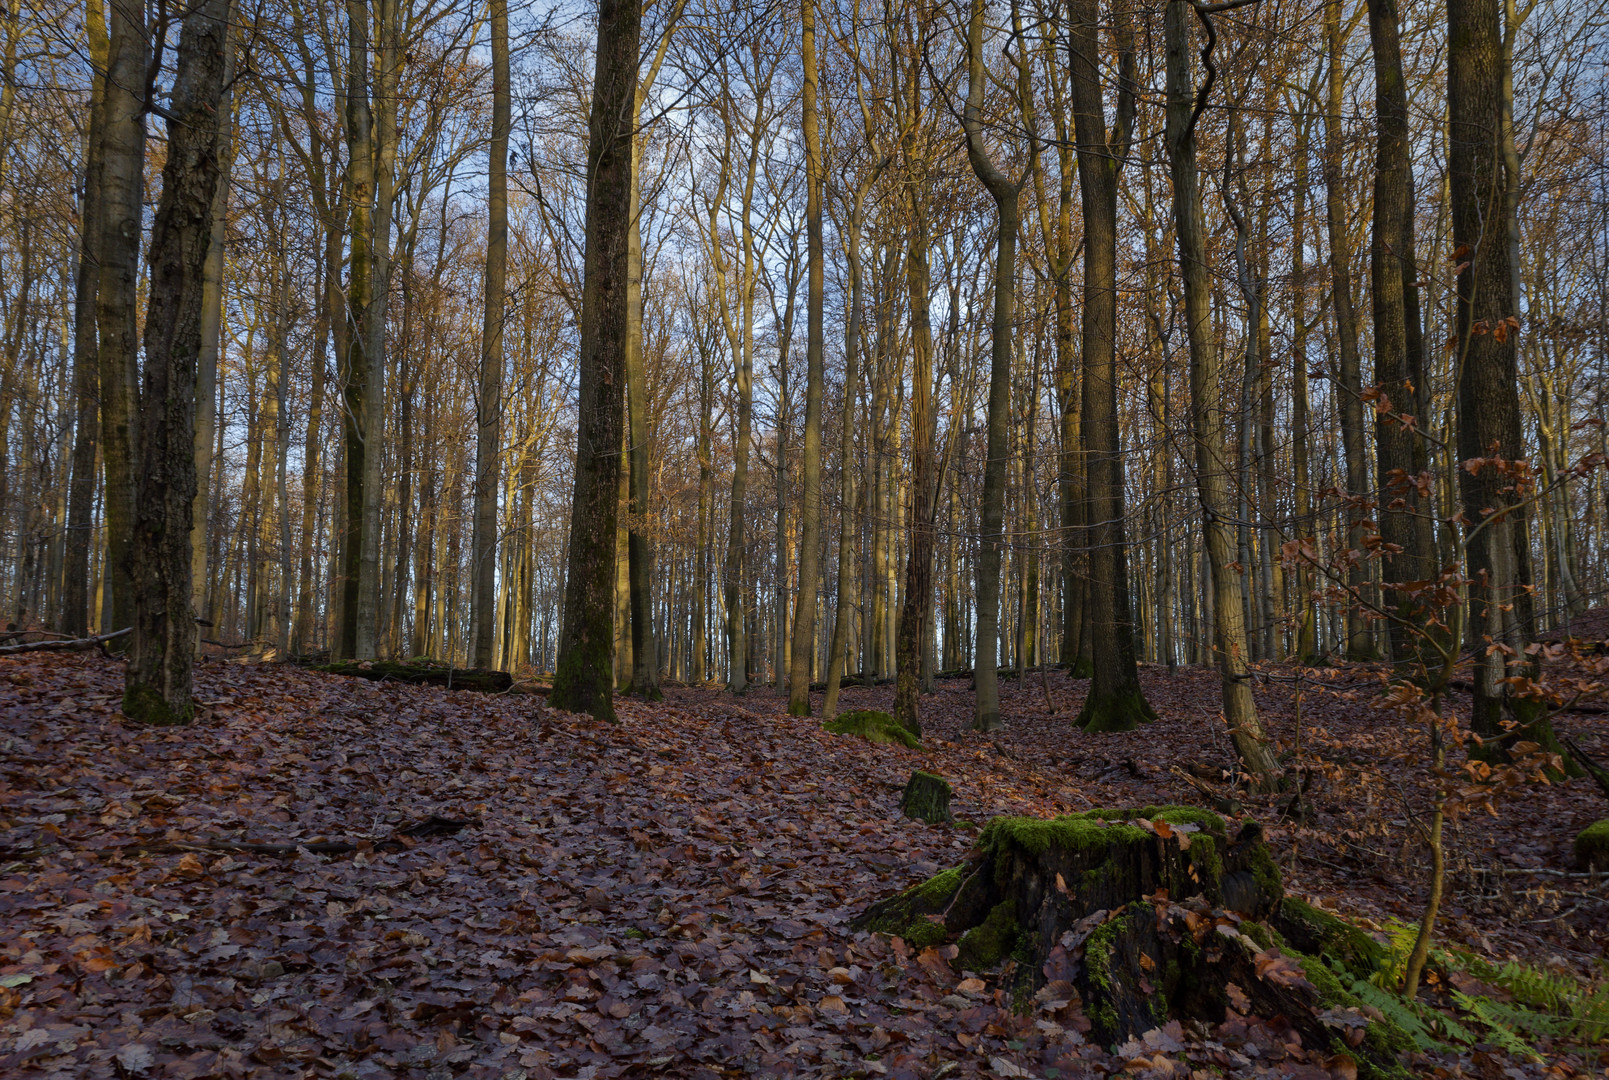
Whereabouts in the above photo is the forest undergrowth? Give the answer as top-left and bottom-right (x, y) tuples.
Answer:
(1, 652), (1606, 1079)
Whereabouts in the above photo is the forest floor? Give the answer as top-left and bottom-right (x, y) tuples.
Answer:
(1, 650), (1606, 1080)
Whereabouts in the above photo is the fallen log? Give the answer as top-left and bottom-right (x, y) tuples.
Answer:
(1, 815), (476, 863)
(314, 660), (513, 693)
(853, 805), (1412, 1075)
(0, 628), (131, 656)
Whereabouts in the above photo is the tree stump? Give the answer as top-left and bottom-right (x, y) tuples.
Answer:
(822, 709), (921, 749)
(900, 771), (952, 823)
(1576, 820), (1609, 871)
(853, 806), (1412, 1076)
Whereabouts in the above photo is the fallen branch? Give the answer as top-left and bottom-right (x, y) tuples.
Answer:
(0, 628), (130, 656)
(3, 815), (476, 862)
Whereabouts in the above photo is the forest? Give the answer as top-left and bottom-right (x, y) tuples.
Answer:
(2, 0), (1609, 1074)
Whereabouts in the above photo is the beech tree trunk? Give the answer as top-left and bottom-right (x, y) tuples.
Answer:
(94, 0), (149, 644)
(337, 0), (375, 662)
(787, 0), (824, 717)
(1165, 0), (1281, 791)
(1069, 0), (1153, 732)
(471, 0), (509, 671)
(191, 46), (235, 655)
(1324, 0), (1376, 661)
(1368, 0), (1438, 673)
(962, 0), (1020, 733)
(123, 0), (232, 724)
(62, 0), (108, 637)
(548, 0), (640, 721)
(1447, 0), (1557, 755)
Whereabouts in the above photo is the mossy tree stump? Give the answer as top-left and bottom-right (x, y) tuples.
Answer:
(823, 709), (921, 749)
(900, 771), (952, 823)
(854, 806), (1410, 1077)
(1576, 820), (1609, 871)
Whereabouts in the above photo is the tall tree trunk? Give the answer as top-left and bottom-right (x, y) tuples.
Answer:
(625, 155), (659, 697)
(822, 173), (874, 721)
(471, 0), (509, 670)
(1069, 0), (1153, 732)
(1447, 0), (1557, 755)
(295, 229), (333, 655)
(548, 0), (640, 720)
(95, 0), (149, 643)
(962, 0), (1020, 732)
(1324, 0), (1376, 660)
(1368, 0), (1437, 674)
(693, 323), (713, 684)
(191, 49), (235, 655)
(357, 0), (398, 659)
(63, 0), (109, 636)
(1164, 0), (1281, 790)
(123, 0), (231, 724)
(1291, 113), (1319, 663)
(337, 0), (375, 661)
(787, 0), (824, 716)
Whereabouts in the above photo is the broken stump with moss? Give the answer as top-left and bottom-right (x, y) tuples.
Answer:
(823, 709), (920, 749)
(852, 806), (1412, 1077)
(1577, 820), (1609, 871)
(900, 771), (952, 823)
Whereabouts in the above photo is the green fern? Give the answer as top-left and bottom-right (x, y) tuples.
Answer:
(1332, 957), (1447, 1053)
(1451, 992), (1545, 1062)
(1328, 918), (1607, 1050)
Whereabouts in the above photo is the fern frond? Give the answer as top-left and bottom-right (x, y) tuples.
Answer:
(1451, 992), (1546, 1062)
(1334, 959), (1448, 1053)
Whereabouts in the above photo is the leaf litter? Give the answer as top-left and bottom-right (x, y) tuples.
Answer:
(0, 653), (1604, 1078)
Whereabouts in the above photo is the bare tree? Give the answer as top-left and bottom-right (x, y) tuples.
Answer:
(549, 0), (641, 720)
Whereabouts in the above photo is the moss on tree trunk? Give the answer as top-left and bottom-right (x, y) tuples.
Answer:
(853, 806), (1411, 1078)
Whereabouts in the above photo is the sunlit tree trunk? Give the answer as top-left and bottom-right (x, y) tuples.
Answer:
(962, 0), (1021, 732)
(95, 0), (149, 642)
(1164, 0), (1280, 790)
(470, 0), (509, 670)
(337, 0), (375, 661)
(787, 0), (824, 716)
(548, 0), (640, 720)
(123, 0), (232, 724)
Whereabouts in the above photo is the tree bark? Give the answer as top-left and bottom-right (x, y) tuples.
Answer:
(94, 0), (149, 646)
(962, 0), (1021, 733)
(1164, 0), (1281, 790)
(123, 0), (232, 724)
(1323, 0), (1376, 661)
(787, 0), (825, 717)
(337, 0), (375, 662)
(548, 0), (640, 721)
(1368, 0), (1438, 674)
(63, 0), (108, 637)
(1447, 0), (1555, 754)
(190, 43), (235, 655)
(1069, 0), (1153, 732)
(471, 0), (509, 671)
